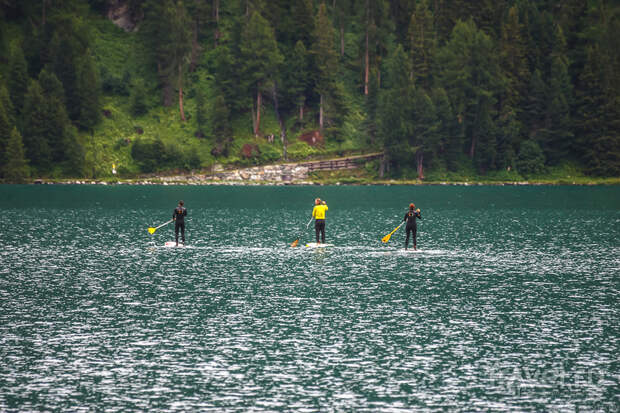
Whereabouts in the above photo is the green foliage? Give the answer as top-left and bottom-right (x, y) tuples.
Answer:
(0, 96), (12, 173)
(1, 0), (618, 180)
(131, 137), (165, 173)
(7, 41), (28, 116)
(130, 78), (149, 117)
(76, 50), (102, 130)
(408, 0), (435, 89)
(211, 91), (233, 157)
(516, 139), (546, 177)
(194, 87), (207, 136)
(21, 80), (52, 171)
(2, 127), (29, 183)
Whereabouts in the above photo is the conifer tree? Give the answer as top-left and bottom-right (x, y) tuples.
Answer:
(2, 127), (30, 183)
(21, 80), (52, 170)
(411, 88), (438, 178)
(75, 50), (101, 130)
(432, 87), (460, 170)
(377, 44), (414, 175)
(7, 42), (29, 117)
(240, 11), (283, 136)
(211, 91), (233, 157)
(287, 40), (310, 122)
(437, 19), (501, 160)
(0, 83), (15, 129)
(312, 3), (339, 132)
(408, 0), (435, 89)
(0, 98), (12, 174)
(542, 55), (573, 164)
(38, 69), (72, 163)
(500, 6), (528, 116)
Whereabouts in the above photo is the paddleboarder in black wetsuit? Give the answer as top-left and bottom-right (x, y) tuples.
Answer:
(173, 200), (187, 246)
(404, 203), (421, 250)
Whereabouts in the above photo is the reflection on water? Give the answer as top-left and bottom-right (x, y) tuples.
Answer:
(0, 185), (618, 411)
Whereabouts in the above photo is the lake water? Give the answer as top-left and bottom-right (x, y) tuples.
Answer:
(0, 185), (618, 412)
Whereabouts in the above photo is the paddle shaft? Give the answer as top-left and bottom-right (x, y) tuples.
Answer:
(388, 222), (404, 237)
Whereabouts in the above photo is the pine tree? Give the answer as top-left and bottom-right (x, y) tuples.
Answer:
(75, 50), (101, 130)
(2, 127), (30, 183)
(575, 45), (620, 176)
(7, 42), (29, 117)
(38, 69), (72, 163)
(0, 83), (16, 127)
(142, 0), (191, 110)
(411, 88), (438, 178)
(500, 6), (528, 115)
(312, 3), (339, 132)
(287, 40), (310, 122)
(0, 99), (13, 175)
(377, 44), (414, 176)
(542, 55), (573, 164)
(523, 69), (547, 140)
(408, 0), (435, 89)
(432, 87), (460, 171)
(292, 0), (315, 48)
(21, 80), (52, 171)
(240, 10), (283, 136)
(437, 19), (502, 161)
(211, 91), (233, 157)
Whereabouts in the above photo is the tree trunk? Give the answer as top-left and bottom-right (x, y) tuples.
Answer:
(379, 153), (385, 178)
(416, 151), (424, 179)
(319, 94), (324, 131)
(299, 104), (304, 121)
(178, 63), (186, 121)
(364, 28), (369, 95)
(340, 24), (344, 57)
(214, 0), (220, 47)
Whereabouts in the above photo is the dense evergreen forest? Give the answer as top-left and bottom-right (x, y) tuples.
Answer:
(0, 0), (619, 182)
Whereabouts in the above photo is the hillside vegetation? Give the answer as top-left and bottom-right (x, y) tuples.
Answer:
(0, 0), (618, 183)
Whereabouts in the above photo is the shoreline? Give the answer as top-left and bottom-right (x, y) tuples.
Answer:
(14, 176), (620, 186)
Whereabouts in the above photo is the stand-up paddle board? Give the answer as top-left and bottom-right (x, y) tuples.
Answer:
(305, 243), (333, 248)
(164, 241), (184, 247)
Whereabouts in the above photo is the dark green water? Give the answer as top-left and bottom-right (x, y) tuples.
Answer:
(0, 185), (618, 412)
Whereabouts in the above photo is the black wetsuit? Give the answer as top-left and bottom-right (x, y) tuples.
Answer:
(173, 206), (187, 244)
(315, 220), (325, 243)
(403, 210), (422, 249)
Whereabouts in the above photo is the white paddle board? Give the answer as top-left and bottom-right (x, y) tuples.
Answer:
(164, 241), (184, 247)
(305, 243), (333, 248)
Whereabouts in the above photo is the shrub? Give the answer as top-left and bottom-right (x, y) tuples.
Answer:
(131, 138), (165, 172)
(516, 140), (546, 177)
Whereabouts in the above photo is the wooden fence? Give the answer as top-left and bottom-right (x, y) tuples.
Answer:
(299, 152), (383, 172)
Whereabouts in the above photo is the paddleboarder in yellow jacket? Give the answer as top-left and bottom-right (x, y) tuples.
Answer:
(312, 198), (328, 244)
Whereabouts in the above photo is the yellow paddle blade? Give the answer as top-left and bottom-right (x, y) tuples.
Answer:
(381, 223), (402, 243)
(148, 227), (157, 235)
(290, 239), (299, 247)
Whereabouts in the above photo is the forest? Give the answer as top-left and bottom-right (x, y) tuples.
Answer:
(0, 0), (618, 183)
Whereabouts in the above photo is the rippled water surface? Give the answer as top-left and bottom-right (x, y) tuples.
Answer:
(0, 185), (618, 412)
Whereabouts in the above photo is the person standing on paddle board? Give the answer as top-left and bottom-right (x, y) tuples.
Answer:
(404, 203), (421, 250)
(173, 200), (187, 246)
(312, 198), (328, 244)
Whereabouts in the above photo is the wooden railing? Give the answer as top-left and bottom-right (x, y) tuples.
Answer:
(299, 152), (383, 172)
